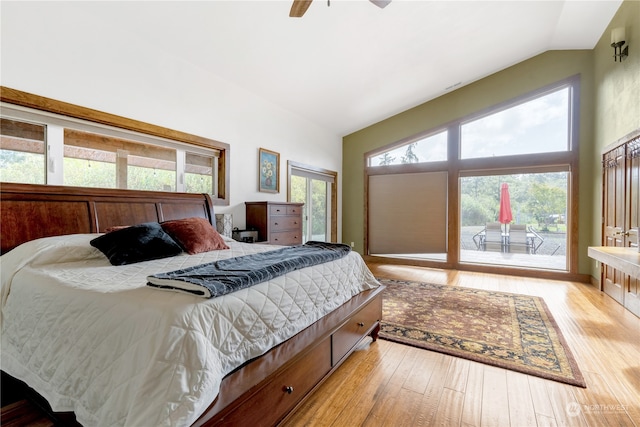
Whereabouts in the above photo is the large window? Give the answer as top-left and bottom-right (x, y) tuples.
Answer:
(461, 87), (570, 159)
(0, 89), (228, 203)
(365, 76), (579, 275)
(459, 171), (568, 270)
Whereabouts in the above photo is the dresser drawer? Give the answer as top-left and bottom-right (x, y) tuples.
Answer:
(217, 338), (331, 426)
(270, 216), (301, 231)
(331, 295), (382, 364)
(270, 231), (302, 245)
(286, 205), (302, 215)
(269, 204), (290, 216)
(268, 205), (302, 216)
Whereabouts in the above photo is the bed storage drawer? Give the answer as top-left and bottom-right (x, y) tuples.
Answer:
(193, 286), (384, 427)
(331, 293), (382, 364)
(215, 338), (331, 426)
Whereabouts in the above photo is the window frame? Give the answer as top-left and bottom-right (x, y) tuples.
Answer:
(459, 85), (572, 160)
(287, 160), (338, 243)
(0, 86), (230, 205)
(367, 128), (449, 167)
(364, 75), (580, 278)
(0, 117), (47, 184)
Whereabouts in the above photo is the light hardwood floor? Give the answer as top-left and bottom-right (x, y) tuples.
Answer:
(281, 263), (640, 427)
(2, 263), (638, 426)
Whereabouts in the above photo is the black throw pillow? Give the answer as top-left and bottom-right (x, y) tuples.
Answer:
(90, 222), (183, 265)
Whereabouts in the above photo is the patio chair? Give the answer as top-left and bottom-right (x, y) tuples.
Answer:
(508, 224), (531, 254)
(484, 222), (504, 252)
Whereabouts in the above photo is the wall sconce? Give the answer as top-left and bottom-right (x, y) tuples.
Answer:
(611, 27), (629, 62)
(215, 213), (233, 238)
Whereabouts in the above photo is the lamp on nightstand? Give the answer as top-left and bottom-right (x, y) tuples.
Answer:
(215, 214), (233, 238)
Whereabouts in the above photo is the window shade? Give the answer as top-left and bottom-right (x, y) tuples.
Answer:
(368, 171), (447, 254)
(290, 167), (335, 183)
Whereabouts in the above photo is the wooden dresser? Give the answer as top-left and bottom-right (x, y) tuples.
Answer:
(245, 201), (304, 245)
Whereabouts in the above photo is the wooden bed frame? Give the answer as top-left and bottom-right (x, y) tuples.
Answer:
(0, 182), (383, 426)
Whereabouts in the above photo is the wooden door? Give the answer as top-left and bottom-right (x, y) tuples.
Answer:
(625, 137), (640, 316)
(625, 138), (640, 248)
(602, 146), (625, 304)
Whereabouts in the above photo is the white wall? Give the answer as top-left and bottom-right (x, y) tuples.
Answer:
(0, 2), (342, 234)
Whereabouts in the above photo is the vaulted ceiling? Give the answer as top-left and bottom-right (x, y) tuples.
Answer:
(7, 1), (624, 136)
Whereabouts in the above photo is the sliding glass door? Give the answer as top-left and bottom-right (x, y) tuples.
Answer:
(289, 162), (336, 243)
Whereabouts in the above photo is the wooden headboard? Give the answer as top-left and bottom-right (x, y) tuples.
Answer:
(0, 183), (215, 254)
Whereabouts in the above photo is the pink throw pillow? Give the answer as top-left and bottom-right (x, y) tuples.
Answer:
(161, 217), (229, 254)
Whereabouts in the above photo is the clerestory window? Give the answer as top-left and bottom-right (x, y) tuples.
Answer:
(0, 89), (229, 204)
(367, 130), (448, 166)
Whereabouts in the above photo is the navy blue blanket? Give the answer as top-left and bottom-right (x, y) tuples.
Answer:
(146, 241), (351, 298)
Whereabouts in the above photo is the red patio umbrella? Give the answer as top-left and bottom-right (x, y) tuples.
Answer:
(499, 182), (513, 225)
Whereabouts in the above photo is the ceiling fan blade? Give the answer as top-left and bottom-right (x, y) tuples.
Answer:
(369, 0), (391, 8)
(290, 0), (313, 17)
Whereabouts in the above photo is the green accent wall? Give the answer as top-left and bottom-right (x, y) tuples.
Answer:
(342, 0), (639, 278)
(591, 0), (640, 279)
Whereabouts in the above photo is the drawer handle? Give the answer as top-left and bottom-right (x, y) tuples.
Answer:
(284, 386), (294, 394)
(357, 322), (365, 327)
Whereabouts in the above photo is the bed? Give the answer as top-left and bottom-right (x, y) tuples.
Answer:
(0, 182), (384, 427)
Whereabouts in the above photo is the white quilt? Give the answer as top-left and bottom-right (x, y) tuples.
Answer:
(0, 234), (380, 427)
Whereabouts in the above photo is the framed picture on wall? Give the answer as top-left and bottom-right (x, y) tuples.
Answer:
(258, 148), (279, 193)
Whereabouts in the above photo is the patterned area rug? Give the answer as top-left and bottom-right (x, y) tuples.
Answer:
(378, 278), (586, 387)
